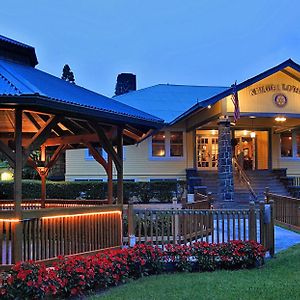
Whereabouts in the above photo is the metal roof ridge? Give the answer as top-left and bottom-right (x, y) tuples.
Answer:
(0, 34), (34, 49)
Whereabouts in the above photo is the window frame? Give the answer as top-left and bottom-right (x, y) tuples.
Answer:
(149, 130), (186, 161)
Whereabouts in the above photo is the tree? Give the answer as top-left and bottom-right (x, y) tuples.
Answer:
(61, 64), (75, 83)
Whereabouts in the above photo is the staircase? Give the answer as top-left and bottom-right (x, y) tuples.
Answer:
(187, 169), (290, 207)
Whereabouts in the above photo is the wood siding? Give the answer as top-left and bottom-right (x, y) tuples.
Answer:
(66, 127), (194, 181)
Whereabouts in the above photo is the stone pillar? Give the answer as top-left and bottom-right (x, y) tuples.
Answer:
(218, 116), (234, 202)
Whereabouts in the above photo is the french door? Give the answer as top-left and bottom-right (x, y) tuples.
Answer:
(196, 136), (218, 169)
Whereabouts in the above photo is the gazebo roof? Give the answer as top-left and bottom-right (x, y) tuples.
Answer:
(0, 35), (163, 131)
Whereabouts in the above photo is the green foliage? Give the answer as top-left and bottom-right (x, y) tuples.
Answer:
(61, 64), (75, 83)
(0, 180), (185, 202)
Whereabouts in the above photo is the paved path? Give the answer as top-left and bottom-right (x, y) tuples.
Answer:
(275, 226), (300, 253)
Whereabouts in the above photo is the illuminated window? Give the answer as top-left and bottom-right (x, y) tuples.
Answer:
(170, 131), (183, 157)
(152, 131), (166, 157)
(150, 130), (185, 160)
(280, 132), (292, 157)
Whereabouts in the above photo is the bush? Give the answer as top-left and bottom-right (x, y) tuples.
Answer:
(0, 241), (266, 299)
(0, 180), (185, 203)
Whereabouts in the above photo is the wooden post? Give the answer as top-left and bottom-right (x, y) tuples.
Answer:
(249, 201), (256, 241)
(107, 154), (113, 204)
(14, 109), (23, 263)
(208, 192), (213, 209)
(40, 145), (47, 208)
(265, 187), (269, 203)
(127, 201), (136, 246)
(116, 127), (123, 205)
(269, 199), (275, 257)
(259, 200), (266, 249)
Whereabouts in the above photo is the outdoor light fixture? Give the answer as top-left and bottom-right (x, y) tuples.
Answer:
(250, 131), (256, 138)
(207, 105), (212, 109)
(211, 129), (217, 135)
(275, 116), (286, 122)
(1, 171), (13, 181)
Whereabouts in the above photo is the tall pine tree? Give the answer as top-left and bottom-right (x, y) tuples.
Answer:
(61, 64), (75, 83)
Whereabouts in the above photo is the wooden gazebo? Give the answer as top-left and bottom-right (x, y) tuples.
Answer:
(0, 35), (163, 267)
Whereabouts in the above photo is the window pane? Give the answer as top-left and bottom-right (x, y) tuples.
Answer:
(152, 131), (165, 157)
(280, 132), (292, 157)
(170, 131), (183, 157)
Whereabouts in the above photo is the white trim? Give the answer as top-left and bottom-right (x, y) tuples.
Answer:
(148, 130), (186, 161)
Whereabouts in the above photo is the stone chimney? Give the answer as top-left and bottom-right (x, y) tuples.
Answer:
(115, 73), (136, 96)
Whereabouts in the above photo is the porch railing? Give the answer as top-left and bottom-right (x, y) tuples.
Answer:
(0, 204), (122, 268)
(233, 157), (257, 201)
(125, 201), (274, 255)
(265, 187), (300, 230)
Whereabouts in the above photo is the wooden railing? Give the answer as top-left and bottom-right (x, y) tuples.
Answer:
(233, 157), (257, 201)
(0, 205), (122, 268)
(182, 192), (213, 210)
(125, 201), (275, 255)
(0, 199), (109, 210)
(265, 188), (300, 230)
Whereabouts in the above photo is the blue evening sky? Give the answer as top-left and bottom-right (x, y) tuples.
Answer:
(1, 0), (299, 97)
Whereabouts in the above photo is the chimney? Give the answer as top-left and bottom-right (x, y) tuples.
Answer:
(115, 73), (136, 96)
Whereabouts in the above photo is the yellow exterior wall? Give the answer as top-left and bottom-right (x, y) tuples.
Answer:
(226, 71), (300, 114)
(65, 125), (194, 181)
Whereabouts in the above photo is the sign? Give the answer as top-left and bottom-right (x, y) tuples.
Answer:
(274, 93), (288, 107)
(250, 84), (300, 96)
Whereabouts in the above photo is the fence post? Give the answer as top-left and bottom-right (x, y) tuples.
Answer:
(265, 187), (269, 203)
(259, 200), (266, 249)
(127, 201), (136, 247)
(249, 201), (256, 241)
(269, 200), (275, 257)
(172, 197), (179, 244)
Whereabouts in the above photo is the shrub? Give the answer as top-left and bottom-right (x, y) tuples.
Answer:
(0, 180), (185, 203)
(0, 241), (266, 299)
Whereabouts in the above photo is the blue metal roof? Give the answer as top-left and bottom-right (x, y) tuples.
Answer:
(115, 84), (229, 123)
(0, 59), (163, 126)
(0, 35), (34, 50)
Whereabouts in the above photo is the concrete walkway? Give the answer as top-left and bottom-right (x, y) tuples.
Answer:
(275, 226), (300, 253)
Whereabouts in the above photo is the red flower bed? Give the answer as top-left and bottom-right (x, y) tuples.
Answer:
(0, 241), (266, 299)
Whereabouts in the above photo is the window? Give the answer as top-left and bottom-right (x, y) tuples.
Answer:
(85, 147), (126, 161)
(152, 131), (166, 157)
(280, 132), (293, 157)
(150, 130), (185, 160)
(170, 131), (183, 157)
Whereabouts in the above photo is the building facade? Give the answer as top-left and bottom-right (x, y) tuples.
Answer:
(66, 60), (300, 187)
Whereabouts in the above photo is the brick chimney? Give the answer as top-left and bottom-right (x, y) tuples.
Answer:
(115, 73), (136, 96)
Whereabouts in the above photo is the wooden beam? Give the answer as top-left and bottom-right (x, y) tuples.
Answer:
(86, 142), (108, 173)
(24, 115), (61, 160)
(46, 144), (67, 170)
(107, 154), (113, 204)
(116, 127), (123, 205)
(24, 111), (41, 130)
(43, 133), (100, 147)
(123, 128), (141, 142)
(14, 109), (23, 217)
(91, 122), (122, 172)
(0, 140), (15, 167)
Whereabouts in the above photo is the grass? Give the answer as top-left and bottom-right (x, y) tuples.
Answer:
(90, 243), (300, 300)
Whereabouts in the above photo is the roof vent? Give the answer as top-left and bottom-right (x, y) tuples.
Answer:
(0, 35), (38, 67)
(115, 73), (136, 96)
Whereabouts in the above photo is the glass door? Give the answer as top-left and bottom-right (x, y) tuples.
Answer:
(196, 136), (218, 169)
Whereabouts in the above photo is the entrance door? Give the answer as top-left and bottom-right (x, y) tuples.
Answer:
(196, 136), (218, 169)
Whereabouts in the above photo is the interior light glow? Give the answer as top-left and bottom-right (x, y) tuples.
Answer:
(42, 210), (122, 220)
(211, 129), (217, 135)
(243, 130), (248, 136)
(275, 116), (286, 122)
(250, 131), (256, 138)
(1, 171), (13, 181)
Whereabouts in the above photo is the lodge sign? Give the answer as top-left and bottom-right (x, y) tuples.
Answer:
(250, 84), (300, 96)
(274, 93), (288, 107)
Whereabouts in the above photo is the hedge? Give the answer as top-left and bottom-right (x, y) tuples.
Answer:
(0, 180), (185, 203)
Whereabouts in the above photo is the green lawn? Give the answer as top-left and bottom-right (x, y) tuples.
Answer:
(90, 243), (300, 300)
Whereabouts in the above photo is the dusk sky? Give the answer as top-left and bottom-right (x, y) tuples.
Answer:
(1, 0), (300, 97)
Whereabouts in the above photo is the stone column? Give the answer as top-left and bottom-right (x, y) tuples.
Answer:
(218, 116), (234, 202)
